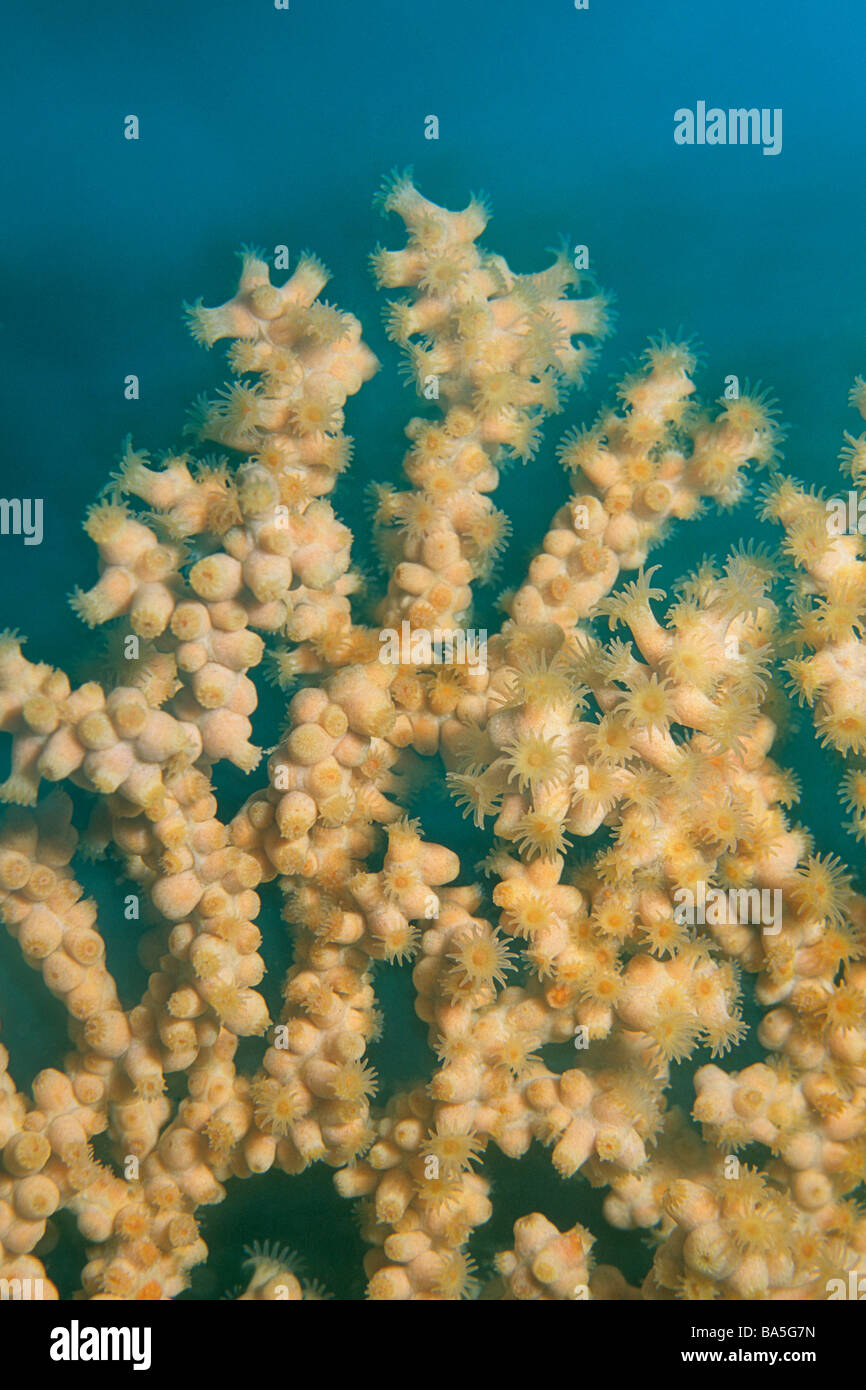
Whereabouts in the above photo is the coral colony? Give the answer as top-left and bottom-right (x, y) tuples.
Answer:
(1, 175), (865, 1302)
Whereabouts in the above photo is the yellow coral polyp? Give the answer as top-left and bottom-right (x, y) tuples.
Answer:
(445, 922), (514, 997)
(511, 808), (571, 861)
(791, 852), (853, 927)
(618, 671), (674, 733)
(500, 732), (568, 793)
(816, 706), (866, 755)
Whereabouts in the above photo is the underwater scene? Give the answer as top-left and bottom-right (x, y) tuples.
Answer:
(1, 0), (865, 1323)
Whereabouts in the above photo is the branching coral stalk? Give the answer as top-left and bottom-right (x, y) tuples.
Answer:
(0, 180), (864, 1301)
